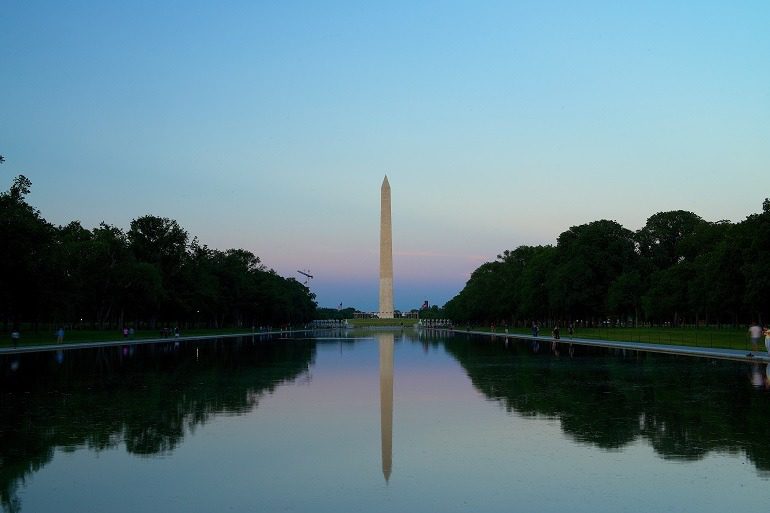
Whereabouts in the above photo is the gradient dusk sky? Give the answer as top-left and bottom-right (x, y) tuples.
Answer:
(1, 1), (769, 311)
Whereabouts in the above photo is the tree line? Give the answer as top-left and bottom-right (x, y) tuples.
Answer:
(444, 201), (770, 327)
(0, 173), (317, 331)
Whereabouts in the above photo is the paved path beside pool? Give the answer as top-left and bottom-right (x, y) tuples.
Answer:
(0, 329), (313, 355)
(440, 328), (770, 363)
(3, 327), (769, 364)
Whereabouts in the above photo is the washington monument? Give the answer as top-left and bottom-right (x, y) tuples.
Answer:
(379, 175), (394, 318)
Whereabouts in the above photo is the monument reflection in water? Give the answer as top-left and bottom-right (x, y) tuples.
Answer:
(379, 332), (394, 482)
(2, 331), (770, 512)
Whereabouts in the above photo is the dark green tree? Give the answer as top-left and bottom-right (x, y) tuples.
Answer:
(739, 205), (770, 322)
(0, 175), (56, 328)
(606, 270), (643, 324)
(548, 220), (638, 321)
(636, 210), (706, 269)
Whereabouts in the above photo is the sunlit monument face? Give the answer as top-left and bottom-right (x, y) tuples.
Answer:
(379, 175), (394, 319)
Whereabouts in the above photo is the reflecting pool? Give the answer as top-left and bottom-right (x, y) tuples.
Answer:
(2, 330), (769, 512)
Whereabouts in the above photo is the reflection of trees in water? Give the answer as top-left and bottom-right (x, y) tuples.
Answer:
(0, 338), (315, 512)
(444, 338), (770, 474)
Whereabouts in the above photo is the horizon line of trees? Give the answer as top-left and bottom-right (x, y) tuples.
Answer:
(444, 200), (770, 327)
(1, 172), (317, 332)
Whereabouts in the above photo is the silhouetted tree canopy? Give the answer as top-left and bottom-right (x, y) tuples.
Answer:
(0, 176), (316, 329)
(445, 202), (770, 326)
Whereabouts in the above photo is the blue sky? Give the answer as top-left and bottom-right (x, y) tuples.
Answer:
(2, 1), (769, 311)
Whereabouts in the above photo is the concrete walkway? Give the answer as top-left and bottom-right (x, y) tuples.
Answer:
(443, 329), (770, 364)
(4, 328), (769, 364)
(0, 329), (313, 356)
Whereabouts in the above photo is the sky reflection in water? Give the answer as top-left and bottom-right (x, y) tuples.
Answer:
(1, 331), (769, 513)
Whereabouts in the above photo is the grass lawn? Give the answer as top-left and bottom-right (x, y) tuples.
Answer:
(1, 327), (273, 348)
(472, 325), (757, 352)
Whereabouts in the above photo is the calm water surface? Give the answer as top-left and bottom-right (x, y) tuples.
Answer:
(2, 330), (769, 512)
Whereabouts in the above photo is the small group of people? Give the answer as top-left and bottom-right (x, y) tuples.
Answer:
(159, 327), (180, 338)
(530, 322), (574, 339)
(748, 322), (770, 356)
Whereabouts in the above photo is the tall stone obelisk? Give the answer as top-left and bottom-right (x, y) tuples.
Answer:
(379, 175), (394, 318)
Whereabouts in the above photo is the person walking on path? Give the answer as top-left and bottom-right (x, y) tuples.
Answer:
(56, 327), (64, 343)
(749, 322), (762, 356)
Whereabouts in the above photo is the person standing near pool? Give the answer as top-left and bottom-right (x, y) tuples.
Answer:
(749, 322), (762, 356)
